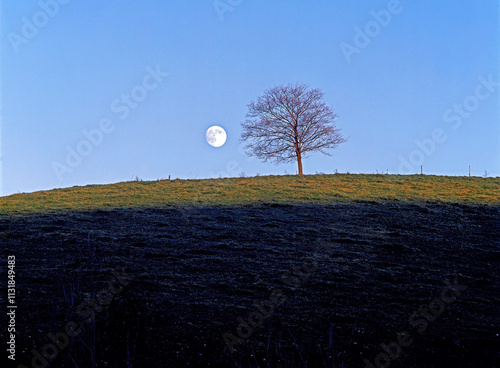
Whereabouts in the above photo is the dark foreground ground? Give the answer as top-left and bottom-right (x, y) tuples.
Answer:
(1, 201), (499, 367)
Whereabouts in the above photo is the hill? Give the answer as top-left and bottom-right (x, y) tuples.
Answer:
(1, 174), (499, 367)
(1, 174), (499, 214)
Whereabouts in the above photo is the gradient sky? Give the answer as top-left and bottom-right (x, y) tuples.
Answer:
(1, 0), (499, 196)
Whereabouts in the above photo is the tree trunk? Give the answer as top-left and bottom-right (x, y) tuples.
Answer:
(296, 152), (303, 175)
(294, 132), (303, 175)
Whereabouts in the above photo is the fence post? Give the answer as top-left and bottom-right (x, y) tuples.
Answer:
(421, 165), (423, 175)
(469, 165), (471, 177)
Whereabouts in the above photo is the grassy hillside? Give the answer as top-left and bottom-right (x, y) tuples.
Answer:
(1, 174), (499, 214)
(2, 174), (499, 367)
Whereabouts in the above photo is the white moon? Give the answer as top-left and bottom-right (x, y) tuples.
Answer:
(206, 126), (227, 147)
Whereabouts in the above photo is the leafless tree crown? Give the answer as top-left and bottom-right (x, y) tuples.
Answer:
(241, 83), (346, 173)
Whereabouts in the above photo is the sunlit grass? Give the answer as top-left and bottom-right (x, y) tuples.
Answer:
(1, 174), (498, 214)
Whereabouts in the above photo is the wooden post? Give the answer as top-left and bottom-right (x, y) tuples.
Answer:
(469, 165), (471, 177)
(421, 165), (423, 175)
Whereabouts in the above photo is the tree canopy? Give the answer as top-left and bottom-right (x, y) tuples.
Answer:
(241, 83), (346, 174)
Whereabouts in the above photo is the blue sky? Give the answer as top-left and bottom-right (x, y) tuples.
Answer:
(1, 0), (499, 196)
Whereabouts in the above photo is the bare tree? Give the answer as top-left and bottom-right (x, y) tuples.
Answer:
(241, 83), (346, 175)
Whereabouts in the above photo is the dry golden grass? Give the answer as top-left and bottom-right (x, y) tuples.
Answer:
(1, 174), (498, 214)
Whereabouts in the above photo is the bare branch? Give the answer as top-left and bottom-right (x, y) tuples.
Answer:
(240, 83), (347, 174)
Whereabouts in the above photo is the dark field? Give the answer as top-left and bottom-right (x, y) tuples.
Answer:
(1, 200), (499, 367)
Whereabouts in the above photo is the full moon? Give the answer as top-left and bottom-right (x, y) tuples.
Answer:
(206, 126), (227, 147)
